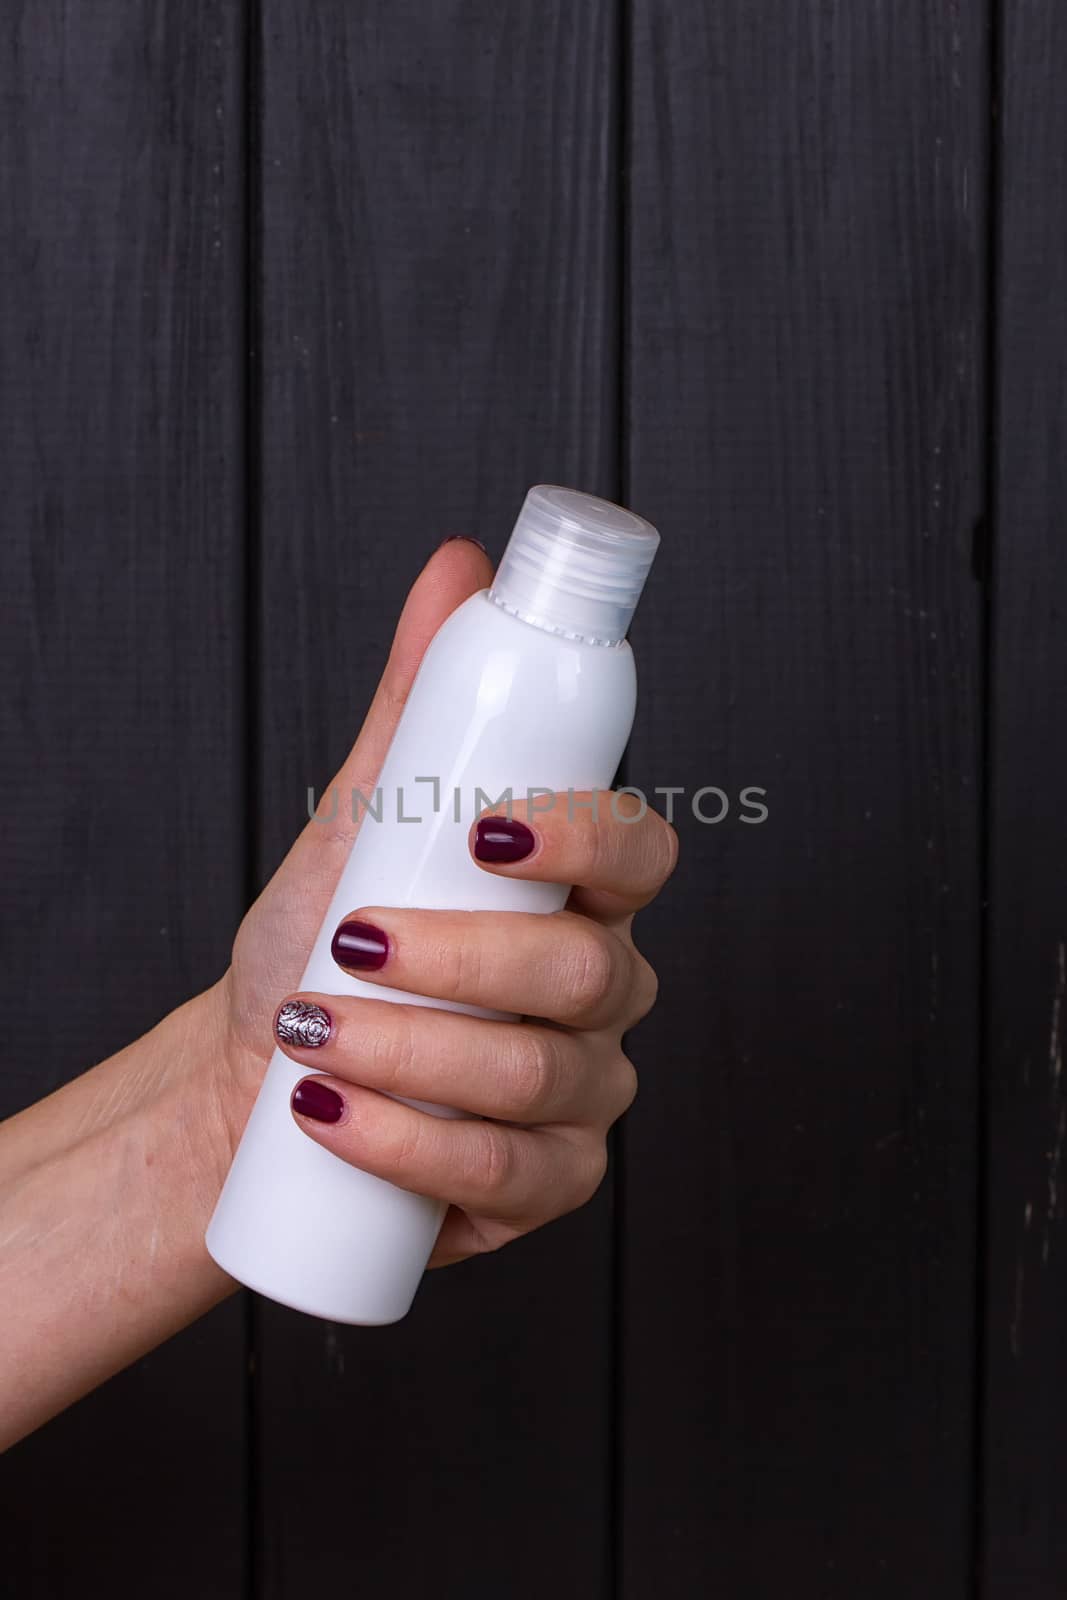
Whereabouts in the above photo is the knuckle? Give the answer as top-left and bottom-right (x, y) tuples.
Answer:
(627, 954), (660, 1024)
(576, 1140), (609, 1205)
(469, 1123), (516, 1199)
(468, 1217), (524, 1256)
(562, 927), (618, 1019)
(587, 804), (613, 876)
(509, 1030), (561, 1118)
(552, 1131), (609, 1215)
(613, 1052), (639, 1117)
(358, 1003), (414, 1092)
(388, 1109), (430, 1174)
(633, 813), (679, 896)
(435, 919), (483, 1004)
(656, 817), (680, 886)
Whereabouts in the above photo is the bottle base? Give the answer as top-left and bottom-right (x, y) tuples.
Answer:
(205, 1232), (415, 1326)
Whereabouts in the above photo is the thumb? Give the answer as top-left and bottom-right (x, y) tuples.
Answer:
(297, 535), (493, 866)
(228, 536), (492, 1046)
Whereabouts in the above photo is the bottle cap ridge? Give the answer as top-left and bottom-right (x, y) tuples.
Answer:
(489, 484), (660, 645)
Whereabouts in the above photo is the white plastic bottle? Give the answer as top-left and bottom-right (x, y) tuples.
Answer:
(206, 485), (660, 1323)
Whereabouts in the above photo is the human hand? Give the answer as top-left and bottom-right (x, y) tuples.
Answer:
(216, 536), (494, 1122)
(270, 783), (676, 1264)
(216, 540), (677, 1265)
(0, 536), (675, 1445)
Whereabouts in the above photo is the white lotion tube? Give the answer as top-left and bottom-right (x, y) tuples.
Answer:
(206, 485), (660, 1323)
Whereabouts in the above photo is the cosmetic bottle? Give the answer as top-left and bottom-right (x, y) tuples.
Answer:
(206, 485), (659, 1322)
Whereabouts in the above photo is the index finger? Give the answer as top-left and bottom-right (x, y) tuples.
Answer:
(469, 790), (678, 918)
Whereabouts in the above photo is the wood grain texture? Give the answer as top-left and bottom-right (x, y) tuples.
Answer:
(8, 2), (1067, 1593)
(981, 4), (1067, 1595)
(253, 3), (620, 1595)
(621, 3), (987, 1593)
(0, 4), (246, 1595)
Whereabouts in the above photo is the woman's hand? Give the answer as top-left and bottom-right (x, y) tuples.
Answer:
(0, 536), (673, 1447)
(269, 788), (676, 1265)
(217, 537), (676, 1266)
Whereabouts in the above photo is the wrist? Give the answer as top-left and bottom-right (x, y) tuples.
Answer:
(0, 985), (247, 1444)
(176, 973), (262, 1191)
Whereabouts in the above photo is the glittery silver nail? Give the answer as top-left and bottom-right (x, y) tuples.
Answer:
(275, 999), (332, 1049)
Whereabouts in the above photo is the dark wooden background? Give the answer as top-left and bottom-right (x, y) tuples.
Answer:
(1, 2), (1064, 1596)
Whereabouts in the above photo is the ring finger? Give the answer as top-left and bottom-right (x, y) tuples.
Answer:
(272, 992), (631, 1125)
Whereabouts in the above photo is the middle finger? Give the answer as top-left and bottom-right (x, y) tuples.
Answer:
(329, 906), (649, 1029)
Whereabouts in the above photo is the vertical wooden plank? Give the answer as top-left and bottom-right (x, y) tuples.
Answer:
(255, 3), (620, 1595)
(622, 3), (986, 1593)
(0, 4), (246, 1595)
(981, 5), (1067, 1595)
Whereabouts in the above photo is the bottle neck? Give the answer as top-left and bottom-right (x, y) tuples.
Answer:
(485, 585), (627, 647)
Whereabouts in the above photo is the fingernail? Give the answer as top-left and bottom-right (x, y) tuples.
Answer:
(275, 999), (332, 1049)
(331, 918), (390, 971)
(438, 534), (488, 553)
(473, 816), (536, 864)
(292, 1078), (345, 1124)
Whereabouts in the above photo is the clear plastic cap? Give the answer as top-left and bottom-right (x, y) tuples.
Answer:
(488, 485), (660, 645)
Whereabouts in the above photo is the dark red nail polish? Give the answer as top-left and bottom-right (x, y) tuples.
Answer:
(474, 816), (536, 863)
(331, 918), (389, 971)
(438, 534), (488, 553)
(292, 1078), (345, 1124)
